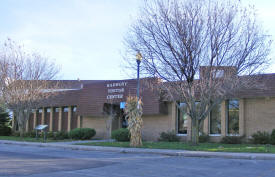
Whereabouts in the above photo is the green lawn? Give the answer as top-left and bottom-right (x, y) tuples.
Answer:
(76, 141), (275, 153)
(0, 136), (72, 142)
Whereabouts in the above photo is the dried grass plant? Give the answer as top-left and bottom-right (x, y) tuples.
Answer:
(125, 96), (143, 147)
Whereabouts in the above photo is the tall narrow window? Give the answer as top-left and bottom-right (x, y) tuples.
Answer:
(227, 99), (239, 134)
(195, 102), (204, 133)
(210, 104), (221, 134)
(178, 103), (188, 134)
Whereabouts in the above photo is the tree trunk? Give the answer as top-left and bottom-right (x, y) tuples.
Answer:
(191, 119), (199, 145)
(19, 125), (25, 137)
(17, 111), (26, 138)
(106, 116), (113, 139)
(12, 116), (17, 132)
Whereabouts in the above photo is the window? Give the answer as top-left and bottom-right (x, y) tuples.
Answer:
(73, 107), (77, 112)
(227, 99), (239, 134)
(122, 116), (128, 128)
(55, 108), (59, 112)
(177, 103), (188, 134)
(63, 107), (69, 112)
(47, 108), (51, 113)
(38, 109), (42, 113)
(216, 70), (224, 78)
(195, 101), (204, 133)
(210, 69), (224, 78)
(210, 104), (221, 134)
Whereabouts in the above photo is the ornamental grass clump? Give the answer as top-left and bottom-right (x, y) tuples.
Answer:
(125, 96), (143, 147)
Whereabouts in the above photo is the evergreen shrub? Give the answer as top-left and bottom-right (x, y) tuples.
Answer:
(111, 128), (130, 142)
(251, 131), (270, 144)
(199, 133), (210, 143)
(270, 129), (275, 145)
(221, 136), (244, 144)
(0, 108), (11, 136)
(54, 131), (69, 140)
(159, 131), (180, 142)
(69, 128), (96, 140)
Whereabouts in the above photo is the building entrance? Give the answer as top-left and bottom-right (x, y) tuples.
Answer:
(121, 114), (128, 128)
(103, 103), (126, 137)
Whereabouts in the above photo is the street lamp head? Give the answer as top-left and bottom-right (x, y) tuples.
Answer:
(136, 52), (142, 63)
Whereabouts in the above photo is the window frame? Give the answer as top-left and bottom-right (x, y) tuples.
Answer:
(226, 99), (240, 136)
(209, 103), (221, 136)
(176, 102), (188, 136)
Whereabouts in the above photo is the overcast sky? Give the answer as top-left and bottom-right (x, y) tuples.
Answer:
(0, 0), (274, 80)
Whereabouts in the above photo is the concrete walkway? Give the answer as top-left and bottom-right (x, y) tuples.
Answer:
(47, 139), (115, 145)
(1, 140), (275, 160)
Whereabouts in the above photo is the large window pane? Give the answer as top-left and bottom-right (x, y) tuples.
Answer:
(178, 103), (188, 134)
(195, 102), (204, 133)
(210, 104), (221, 134)
(227, 99), (239, 134)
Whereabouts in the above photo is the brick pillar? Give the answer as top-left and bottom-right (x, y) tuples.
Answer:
(41, 108), (45, 125)
(203, 116), (209, 135)
(221, 100), (227, 137)
(239, 99), (245, 136)
(26, 119), (29, 132)
(77, 115), (82, 128)
(171, 102), (177, 131)
(67, 106), (72, 131)
(49, 107), (54, 132)
(187, 107), (192, 141)
(33, 110), (37, 129)
(58, 107), (62, 131)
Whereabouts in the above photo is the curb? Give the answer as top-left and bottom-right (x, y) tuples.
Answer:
(1, 140), (275, 160)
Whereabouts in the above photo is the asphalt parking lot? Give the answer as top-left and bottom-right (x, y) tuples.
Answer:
(1, 144), (275, 177)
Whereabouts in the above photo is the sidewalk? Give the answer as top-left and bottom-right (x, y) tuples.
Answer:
(1, 140), (275, 160)
(48, 139), (115, 145)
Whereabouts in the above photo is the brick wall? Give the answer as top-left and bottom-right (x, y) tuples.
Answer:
(244, 97), (275, 137)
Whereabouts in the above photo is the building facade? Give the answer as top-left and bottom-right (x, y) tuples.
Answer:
(12, 73), (275, 142)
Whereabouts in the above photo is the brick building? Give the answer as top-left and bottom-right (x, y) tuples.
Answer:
(12, 72), (275, 142)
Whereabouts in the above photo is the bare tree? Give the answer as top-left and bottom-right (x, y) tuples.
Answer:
(124, 0), (272, 144)
(103, 103), (120, 139)
(0, 39), (60, 136)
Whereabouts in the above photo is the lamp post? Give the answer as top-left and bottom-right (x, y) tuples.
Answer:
(136, 52), (142, 103)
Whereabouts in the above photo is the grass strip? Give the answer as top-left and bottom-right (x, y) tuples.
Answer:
(0, 136), (72, 142)
(76, 141), (275, 153)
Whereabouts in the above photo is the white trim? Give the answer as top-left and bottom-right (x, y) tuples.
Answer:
(42, 88), (80, 93)
(209, 134), (221, 137)
(227, 134), (240, 136)
(176, 134), (187, 136)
